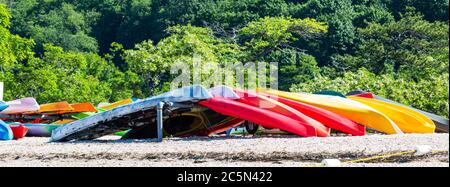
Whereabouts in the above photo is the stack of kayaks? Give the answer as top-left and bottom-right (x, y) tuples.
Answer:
(257, 88), (402, 134)
(346, 91), (448, 133)
(1, 85), (448, 142)
(0, 98), (128, 139)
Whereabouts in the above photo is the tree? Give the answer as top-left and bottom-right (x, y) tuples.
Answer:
(238, 16), (327, 58)
(1, 4), (35, 101)
(291, 68), (449, 117)
(291, 0), (358, 64)
(264, 48), (321, 90)
(7, 1), (99, 53)
(384, 0), (449, 22)
(9, 44), (137, 103)
(333, 12), (449, 81)
(123, 25), (243, 95)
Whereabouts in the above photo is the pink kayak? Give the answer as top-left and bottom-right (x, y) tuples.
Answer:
(0, 98), (40, 114)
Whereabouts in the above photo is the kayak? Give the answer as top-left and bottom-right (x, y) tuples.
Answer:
(122, 109), (244, 139)
(72, 103), (97, 112)
(99, 99), (133, 110)
(258, 92), (365, 136)
(0, 120), (13, 140)
(166, 110), (245, 137)
(348, 96), (435, 133)
(22, 123), (60, 137)
(314, 90), (346, 98)
(199, 97), (318, 137)
(0, 101), (8, 112)
(27, 101), (74, 114)
(257, 88), (402, 134)
(71, 108), (106, 119)
(51, 85), (213, 142)
(347, 91), (448, 133)
(0, 97), (40, 114)
(54, 103), (98, 114)
(346, 91), (375, 99)
(52, 119), (76, 125)
(10, 124), (28, 139)
(122, 86), (244, 139)
(233, 89), (330, 137)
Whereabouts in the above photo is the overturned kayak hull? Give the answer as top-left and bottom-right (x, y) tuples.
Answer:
(0, 120), (13, 140)
(22, 123), (60, 137)
(233, 89), (329, 137)
(10, 124), (28, 139)
(54, 103), (98, 114)
(0, 102), (8, 112)
(199, 97), (318, 137)
(1, 97), (40, 114)
(259, 92), (365, 136)
(99, 99), (133, 110)
(27, 101), (74, 114)
(71, 108), (106, 120)
(348, 96), (435, 133)
(257, 88), (402, 134)
(122, 109), (244, 139)
(51, 85), (213, 142)
(347, 91), (448, 133)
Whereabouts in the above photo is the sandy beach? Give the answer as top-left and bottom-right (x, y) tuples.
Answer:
(0, 133), (448, 167)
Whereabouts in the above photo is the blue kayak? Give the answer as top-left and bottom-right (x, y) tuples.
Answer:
(0, 119), (13, 140)
(0, 101), (8, 112)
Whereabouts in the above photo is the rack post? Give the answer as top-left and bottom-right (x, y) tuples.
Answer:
(156, 102), (164, 142)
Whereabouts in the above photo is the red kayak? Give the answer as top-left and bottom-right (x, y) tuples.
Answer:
(259, 92), (366, 136)
(234, 89), (330, 137)
(348, 92), (375, 99)
(199, 97), (318, 137)
(10, 124), (28, 139)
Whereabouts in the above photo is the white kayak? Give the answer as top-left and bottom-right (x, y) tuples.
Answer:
(0, 97), (40, 114)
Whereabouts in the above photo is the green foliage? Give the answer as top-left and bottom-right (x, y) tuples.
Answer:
(239, 17), (327, 58)
(1, 4), (34, 73)
(0, 1), (449, 116)
(123, 25), (243, 95)
(264, 48), (321, 90)
(0, 4), (10, 28)
(5, 44), (137, 103)
(158, 0), (291, 29)
(7, 1), (99, 53)
(333, 12), (449, 80)
(384, 0), (449, 21)
(353, 2), (394, 28)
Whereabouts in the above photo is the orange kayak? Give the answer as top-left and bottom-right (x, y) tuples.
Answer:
(55, 103), (98, 114)
(26, 102), (74, 114)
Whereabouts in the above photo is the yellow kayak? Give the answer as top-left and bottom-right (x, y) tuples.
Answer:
(99, 99), (133, 110)
(348, 96), (435, 133)
(257, 88), (402, 134)
(52, 119), (76, 125)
